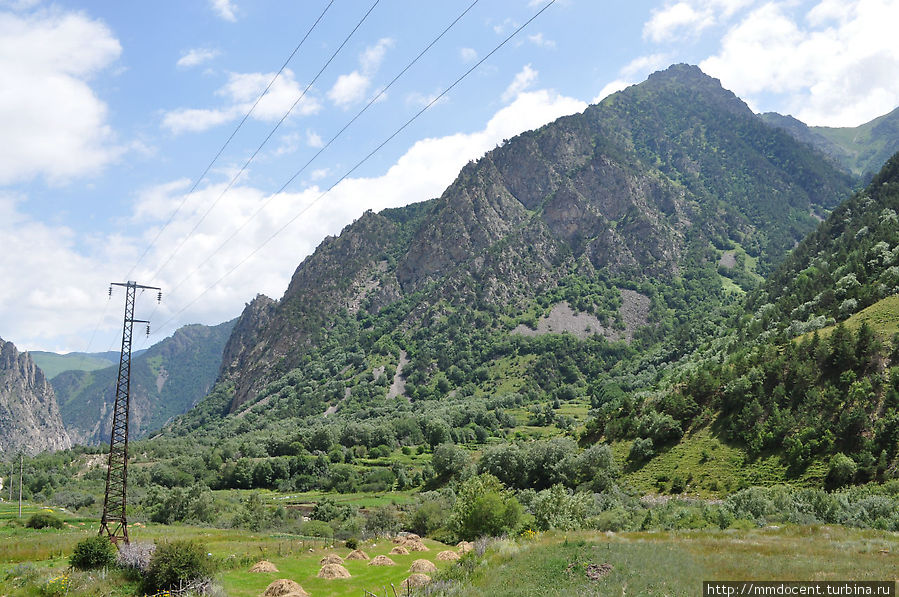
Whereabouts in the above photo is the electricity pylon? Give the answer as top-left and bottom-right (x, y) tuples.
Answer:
(99, 281), (160, 544)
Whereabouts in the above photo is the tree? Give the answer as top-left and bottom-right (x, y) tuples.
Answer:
(431, 443), (469, 480)
(449, 473), (522, 540)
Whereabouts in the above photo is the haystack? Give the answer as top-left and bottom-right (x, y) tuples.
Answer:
(319, 553), (344, 565)
(401, 573), (432, 589)
(403, 539), (429, 552)
(261, 579), (309, 597)
(250, 560), (279, 573)
(389, 546), (410, 555)
(345, 549), (369, 560)
(457, 541), (474, 554)
(436, 550), (460, 561)
(369, 555), (396, 566)
(392, 535), (405, 544)
(410, 559), (438, 574)
(317, 563), (352, 579)
(405, 533), (421, 541)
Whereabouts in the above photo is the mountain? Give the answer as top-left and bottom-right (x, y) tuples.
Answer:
(179, 63), (855, 432)
(660, 152), (899, 487)
(27, 350), (118, 380)
(53, 320), (235, 444)
(761, 107), (899, 181)
(0, 337), (71, 455)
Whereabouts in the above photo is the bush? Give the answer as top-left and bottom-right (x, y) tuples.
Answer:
(142, 540), (215, 593)
(450, 473), (522, 540)
(26, 513), (64, 530)
(300, 519), (334, 539)
(70, 535), (117, 570)
(826, 453), (857, 489)
(116, 541), (156, 575)
(344, 537), (358, 549)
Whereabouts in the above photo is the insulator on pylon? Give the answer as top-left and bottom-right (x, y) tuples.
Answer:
(157, 291), (162, 303)
(146, 324), (150, 337)
(108, 286), (113, 298)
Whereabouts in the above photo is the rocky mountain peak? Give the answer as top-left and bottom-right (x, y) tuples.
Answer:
(0, 337), (71, 455)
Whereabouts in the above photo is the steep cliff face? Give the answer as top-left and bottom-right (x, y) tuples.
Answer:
(0, 337), (71, 455)
(214, 64), (854, 411)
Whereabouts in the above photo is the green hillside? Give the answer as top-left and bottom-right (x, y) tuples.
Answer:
(27, 351), (117, 380)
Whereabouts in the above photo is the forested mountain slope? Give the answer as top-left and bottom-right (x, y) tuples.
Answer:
(204, 64), (852, 422)
(53, 320), (235, 444)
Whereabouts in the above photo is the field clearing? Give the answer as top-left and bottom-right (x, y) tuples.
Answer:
(4, 502), (899, 596)
(446, 527), (899, 596)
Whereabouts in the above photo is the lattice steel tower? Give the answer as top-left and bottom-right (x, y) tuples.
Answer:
(100, 281), (160, 544)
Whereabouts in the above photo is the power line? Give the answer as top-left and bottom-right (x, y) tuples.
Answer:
(158, 0), (480, 303)
(124, 0), (336, 281)
(148, 0), (381, 284)
(146, 0), (557, 342)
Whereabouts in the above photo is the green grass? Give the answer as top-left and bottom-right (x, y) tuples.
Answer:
(439, 527), (899, 596)
(612, 427), (832, 497)
(26, 352), (116, 379)
(796, 294), (899, 343)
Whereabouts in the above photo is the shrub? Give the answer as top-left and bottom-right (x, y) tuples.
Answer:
(532, 485), (591, 531)
(300, 519), (334, 539)
(70, 535), (117, 570)
(628, 438), (654, 464)
(344, 537), (358, 549)
(142, 540), (215, 593)
(26, 513), (64, 530)
(826, 453), (857, 489)
(116, 541), (156, 575)
(450, 473), (522, 540)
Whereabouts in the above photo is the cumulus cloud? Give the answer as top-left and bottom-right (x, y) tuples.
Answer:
(162, 68), (321, 134)
(460, 47), (478, 62)
(177, 47), (219, 68)
(2, 87), (585, 351)
(209, 0), (237, 22)
(700, 0), (899, 126)
(644, 0), (752, 42)
(527, 32), (556, 48)
(0, 9), (122, 184)
(327, 37), (394, 108)
(502, 64), (538, 102)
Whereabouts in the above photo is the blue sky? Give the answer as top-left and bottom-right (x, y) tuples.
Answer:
(2, 0), (899, 353)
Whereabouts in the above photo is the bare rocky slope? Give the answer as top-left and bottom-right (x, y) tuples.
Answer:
(0, 337), (71, 455)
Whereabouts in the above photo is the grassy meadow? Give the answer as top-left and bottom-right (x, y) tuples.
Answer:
(3, 501), (898, 596)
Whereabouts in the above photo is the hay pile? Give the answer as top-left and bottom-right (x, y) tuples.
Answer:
(389, 546), (410, 555)
(436, 550), (460, 561)
(368, 555), (396, 566)
(250, 560), (279, 573)
(405, 533), (421, 541)
(345, 549), (370, 560)
(317, 563), (352, 579)
(403, 539), (429, 552)
(410, 559), (438, 574)
(457, 541), (474, 554)
(401, 574), (432, 589)
(261, 579), (309, 597)
(319, 553), (344, 565)
(392, 536), (405, 544)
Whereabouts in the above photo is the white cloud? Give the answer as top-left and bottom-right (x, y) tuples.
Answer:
(328, 71), (369, 108)
(177, 47), (219, 68)
(700, 0), (899, 126)
(593, 79), (630, 104)
(0, 9), (122, 184)
(306, 130), (324, 148)
(209, 0), (237, 22)
(163, 68), (320, 134)
(327, 38), (394, 109)
(502, 64), (538, 102)
(527, 32), (556, 48)
(460, 47), (478, 62)
(2, 87), (585, 351)
(644, 0), (752, 42)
